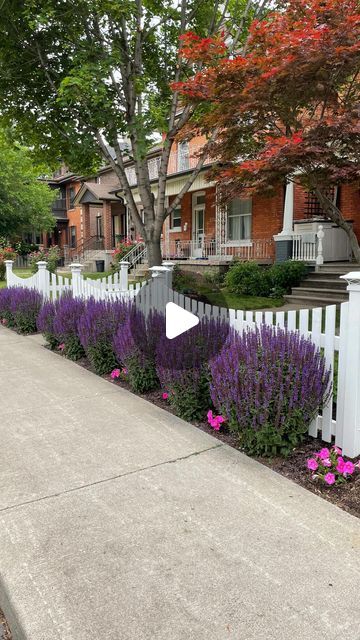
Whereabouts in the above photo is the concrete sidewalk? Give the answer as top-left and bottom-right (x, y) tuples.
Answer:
(0, 326), (359, 640)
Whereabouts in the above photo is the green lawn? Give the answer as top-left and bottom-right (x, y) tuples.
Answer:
(202, 288), (284, 311)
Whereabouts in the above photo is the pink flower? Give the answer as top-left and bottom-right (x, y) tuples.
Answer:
(122, 367), (128, 375)
(343, 461), (355, 475)
(307, 458), (319, 471)
(58, 343), (65, 351)
(324, 472), (336, 486)
(336, 457), (345, 474)
(1, 318), (8, 325)
(322, 459), (332, 467)
(318, 448), (330, 460)
(332, 446), (342, 454)
(110, 368), (121, 380)
(207, 412), (226, 431)
(162, 392), (169, 400)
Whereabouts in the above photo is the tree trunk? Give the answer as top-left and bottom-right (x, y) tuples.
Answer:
(146, 234), (163, 268)
(314, 187), (360, 263)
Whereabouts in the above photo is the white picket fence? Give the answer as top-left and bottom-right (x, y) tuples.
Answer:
(4, 259), (360, 458)
(4, 260), (145, 302)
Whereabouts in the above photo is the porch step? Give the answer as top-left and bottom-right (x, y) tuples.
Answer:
(290, 287), (348, 302)
(318, 263), (358, 275)
(285, 294), (344, 307)
(304, 277), (348, 290)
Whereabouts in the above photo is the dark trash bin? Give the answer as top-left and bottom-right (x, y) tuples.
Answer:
(95, 260), (105, 273)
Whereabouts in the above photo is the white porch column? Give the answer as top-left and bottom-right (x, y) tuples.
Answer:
(280, 180), (294, 236)
(273, 180), (295, 262)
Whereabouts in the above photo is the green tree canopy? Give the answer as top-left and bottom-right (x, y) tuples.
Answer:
(0, 132), (56, 237)
(0, 0), (269, 265)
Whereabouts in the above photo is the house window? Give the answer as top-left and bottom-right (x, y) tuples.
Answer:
(178, 141), (190, 172)
(69, 187), (75, 208)
(227, 198), (252, 242)
(170, 207), (181, 230)
(96, 215), (103, 238)
(70, 226), (76, 248)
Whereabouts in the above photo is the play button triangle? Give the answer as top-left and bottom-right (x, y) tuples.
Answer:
(165, 302), (199, 339)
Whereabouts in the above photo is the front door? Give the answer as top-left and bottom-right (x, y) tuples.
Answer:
(192, 200), (205, 257)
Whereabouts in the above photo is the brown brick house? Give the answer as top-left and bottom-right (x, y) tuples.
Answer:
(45, 137), (360, 271)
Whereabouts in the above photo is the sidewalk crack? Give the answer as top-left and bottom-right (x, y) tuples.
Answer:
(0, 443), (223, 514)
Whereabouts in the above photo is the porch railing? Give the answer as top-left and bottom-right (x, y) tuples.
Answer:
(161, 238), (273, 261)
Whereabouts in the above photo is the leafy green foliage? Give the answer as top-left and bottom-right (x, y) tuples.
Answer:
(225, 260), (308, 297)
(0, 131), (55, 237)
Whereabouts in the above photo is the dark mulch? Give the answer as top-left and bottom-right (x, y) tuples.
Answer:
(0, 608), (11, 640)
(53, 349), (360, 519)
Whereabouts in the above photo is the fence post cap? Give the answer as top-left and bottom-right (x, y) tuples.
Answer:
(69, 262), (83, 269)
(37, 260), (48, 267)
(3, 259), (14, 264)
(149, 265), (170, 272)
(162, 261), (175, 269)
(340, 271), (360, 286)
(119, 261), (130, 267)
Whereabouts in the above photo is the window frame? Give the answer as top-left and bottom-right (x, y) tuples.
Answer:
(177, 141), (190, 172)
(69, 225), (77, 249)
(169, 206), (182, 232)
(225, 198), (252, 246)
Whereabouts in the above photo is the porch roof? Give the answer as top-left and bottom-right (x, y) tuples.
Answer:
(74, 182), (123, 206)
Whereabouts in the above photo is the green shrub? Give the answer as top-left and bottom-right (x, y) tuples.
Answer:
(172, 265), (197, 294)
(29, 245), (60, 274)
(225, 261), (271, 296)
(269, 261), (309, 297)
(225, 260), (308, 297)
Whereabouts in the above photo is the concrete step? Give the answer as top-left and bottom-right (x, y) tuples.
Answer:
(304, 277), (348, 290)
(291, 287), (348, 301)
(318, 263), (358, 275)
(285, 294), (344, 307)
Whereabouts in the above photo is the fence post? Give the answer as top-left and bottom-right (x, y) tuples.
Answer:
(339, 272), (360, 457)
(70, 263), (83, 298)
(4, 260), (14, 286)
(119, 261), (130, 291)
(162, 261), (175, 289)
(149, 265), (170, 313)
(315, 225), (324, 270)
(37, 261), (49, 298)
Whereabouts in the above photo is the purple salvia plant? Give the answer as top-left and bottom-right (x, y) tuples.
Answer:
(156, 316), (230, 421)
(113, 307), (165, 392)
(53, 294), (86, 360)
(7, 287), (43, 334)
(210, 324), (331, 456)
(77, 298), (129, 375)
(37, 299), (58, 348)
(0, 288), (16, 327)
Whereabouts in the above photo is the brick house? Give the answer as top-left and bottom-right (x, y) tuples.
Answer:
(45, 137), (360, 271)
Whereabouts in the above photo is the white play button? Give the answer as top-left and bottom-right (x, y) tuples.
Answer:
(165, 302), (199, 339)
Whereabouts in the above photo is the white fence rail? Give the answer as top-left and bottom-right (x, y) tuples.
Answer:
(4, 259), (144, 302)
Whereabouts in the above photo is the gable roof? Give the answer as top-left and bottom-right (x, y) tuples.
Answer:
(74, 182), (123, 206)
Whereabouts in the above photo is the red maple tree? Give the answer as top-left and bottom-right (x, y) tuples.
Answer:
(174, 0), (360, 261)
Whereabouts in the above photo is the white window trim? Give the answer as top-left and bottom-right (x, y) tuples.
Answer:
(226, 198), (252, 244)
